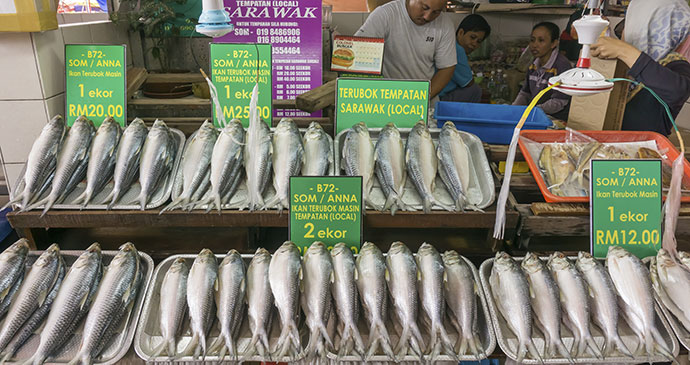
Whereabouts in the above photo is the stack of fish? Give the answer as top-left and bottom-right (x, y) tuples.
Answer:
(486, 246), (675, 363)
(0, 240), (143, 365)
(145, 241), (486, 363)
(163, 117), (333, 212)
(650, 249), (690, 340)
(3, 115), (180, 213)
(341, 121), (484, 214)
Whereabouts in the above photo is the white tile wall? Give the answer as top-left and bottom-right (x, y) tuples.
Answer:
(0, 33), (43, 100)
(0, 100), (49, 164)
(3, 163), (24, 196)
(45, 93), (66, 121)
(32, 28), (66, 100)
(61, 23), (93, 44)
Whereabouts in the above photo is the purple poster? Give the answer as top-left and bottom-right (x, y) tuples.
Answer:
(219, 0), (322, 118)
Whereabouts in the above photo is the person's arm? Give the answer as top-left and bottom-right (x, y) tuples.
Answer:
(513, 91), (530, 105)
(592, 37), (690, 110)
(537, 98), (569, 115)
(430, 66), (455, 98)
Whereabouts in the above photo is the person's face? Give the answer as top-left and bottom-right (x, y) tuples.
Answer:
(457, 29), (486, 54)
(529, 26), (557, 59)
(406, 0), (445, 26)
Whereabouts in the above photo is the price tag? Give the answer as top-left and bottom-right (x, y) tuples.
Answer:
(210, 43), (272, 127)
(335, 78), (429, 134)
(590, 159), (662, 259)
(289, 176), (362, 255)
(65, 44), (126, 126)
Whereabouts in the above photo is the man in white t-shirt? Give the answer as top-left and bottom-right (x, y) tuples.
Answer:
(355, 0), (457, 99)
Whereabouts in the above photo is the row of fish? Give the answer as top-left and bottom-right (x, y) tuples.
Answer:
(0, 239), (142, 365)
(161, 117), (333, 213)
(150, 241), (484, 363)
(650, 248), (690, 337)
(538, 141), (684, 197)
(489, 246), (674, 363)
(342, 121), (481, 214)
(2, 115), (179, 214)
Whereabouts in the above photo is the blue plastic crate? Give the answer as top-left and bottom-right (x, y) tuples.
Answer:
(434, 101), (553, 145)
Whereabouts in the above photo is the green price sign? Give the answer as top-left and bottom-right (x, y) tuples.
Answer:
(335, 78), (429, 134)
(591, 159), (662, 259)
(210, 43), (272, 127)
(289, 176), (363, 255)
(65, 44), (126, 126)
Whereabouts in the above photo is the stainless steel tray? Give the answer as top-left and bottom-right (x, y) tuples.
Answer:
(135, 253), (313, 363)
(4, 249), (154, 365)
(334, 127), (495, 211)
(327, 254), (496, 362)
(479, 256), (679, 364)
(168, 128), (335, 210)
(10, 128), (185, 211)
(646, 257), (690, 353)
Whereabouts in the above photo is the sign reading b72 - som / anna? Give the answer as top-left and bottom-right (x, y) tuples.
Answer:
(289, 176), (362, 254)
(65, 44), (126, 126)
(591, 159), (662, 259)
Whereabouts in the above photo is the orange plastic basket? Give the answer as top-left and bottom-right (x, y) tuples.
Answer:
(518, 130), (690, 203)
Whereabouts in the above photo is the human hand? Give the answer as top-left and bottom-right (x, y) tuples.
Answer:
(590, 36), (641, 67)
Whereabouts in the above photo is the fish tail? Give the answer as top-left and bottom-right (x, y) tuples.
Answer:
(214, 191), (222, 213)
(651, 325), (673, 359)
(422, 196), (432, 214)
(1, 192), (23, 211)
(241, 332), (259, 361)
(393, 326), (411, 360)
(338, 322), (365, 361)
(138, 191), (147, 211)
(525, 338), (543, 364)
(439, 326), (458, 361)
(208, 335), (225, 359)
(366, 321), (395, 361)
(261, 195), (280, 211)
(610, 333), (634, 358)
(470, 333), (483, 360)
(72, 189), (87, 207)
(180, 333), (199, 359)
(584, 334), (603, 359)
(39, 195), (57, 217)
(160, 196), (184, 214)
(553, 337), (574, 363)
(103, 189), (115, 209)
(149, 339), (167, 360)
(644, 328), (655, 357)
(273, 321), (300, 359)
(364, 197), (381, 212)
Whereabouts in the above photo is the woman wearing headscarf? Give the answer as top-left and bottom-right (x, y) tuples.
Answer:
(590, 0), (690, 135)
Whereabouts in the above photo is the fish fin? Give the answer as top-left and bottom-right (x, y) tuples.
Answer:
(651, 325), (673, 359)
(150, 340), (167, 360)
(181, 333), (199, 359)
(470, 333), (484, 361)
(554, 337), (574, 363)
(78, 289), (90, 311)
(585, 334), (603, 359)
(527, 338), (544, 364)
(384, 267), (390, 282)
(609, 333), (634, 359)
(37, 288), (49, 306)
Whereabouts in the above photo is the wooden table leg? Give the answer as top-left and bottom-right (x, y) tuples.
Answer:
(16, 228), (37, 250)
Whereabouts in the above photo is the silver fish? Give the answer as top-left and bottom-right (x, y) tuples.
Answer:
(138, 119), (176, 210)
(342, 122), (379, 210)
(653, 249), (690, 331)
(22, 243), (102, 365)
(548, 252), (602, 359)
(331, 242), (365, 361)
(73, 117), (122, 207)
(3, 115), (65, 210)
(301, 241), (334, 361)
(244, 248), (273, 360)
(268, 241), (302, 360)
(442, 250), (482, 359)
(68, 242), (141, 365)
(302, 121), (333, 176)
(244, 84), (273, 211)
(151, 257), (188, 359)
(264, 118), (303, 211)
(208, 119), (245, 212)
(406, 121), (452, 213)
(375, 123), (407, 215)
(521, 252), (572, 362)
(106, 118), (148, 209)
(37, 116), (95, 216)
(211, 250), (245, 361)
(416, 243), (457, 363)
(182, 249), (217, 359)
(489, 252), (541, 363)
(0, 244), (63, 354)
(438, 121), (474, 211)
(355, 242), (394, 360)
(607, 246), (673, 359)
(386, 241), (424, 362)
(163, 120), (218, 212)
(678, 251), (690, 269)
(0, 239), (29, 317)
(575, 252), (632, 359)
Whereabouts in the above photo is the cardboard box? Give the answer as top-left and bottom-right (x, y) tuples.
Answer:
(0, 0), (58, 32)
(567, 57), (629, 130)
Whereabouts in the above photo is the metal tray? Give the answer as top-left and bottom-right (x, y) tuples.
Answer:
(135, 253), (313, 363)
(334, 127), (495, 211)
(137, 252), (495, 363)
(3, 249), (154, 365)
(479, 256), (679, 364)
(9, 128), (185, 211)
(168, 128), (335, 210)
(327, 254), (496, 362)
(646, 257), (690, 353)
